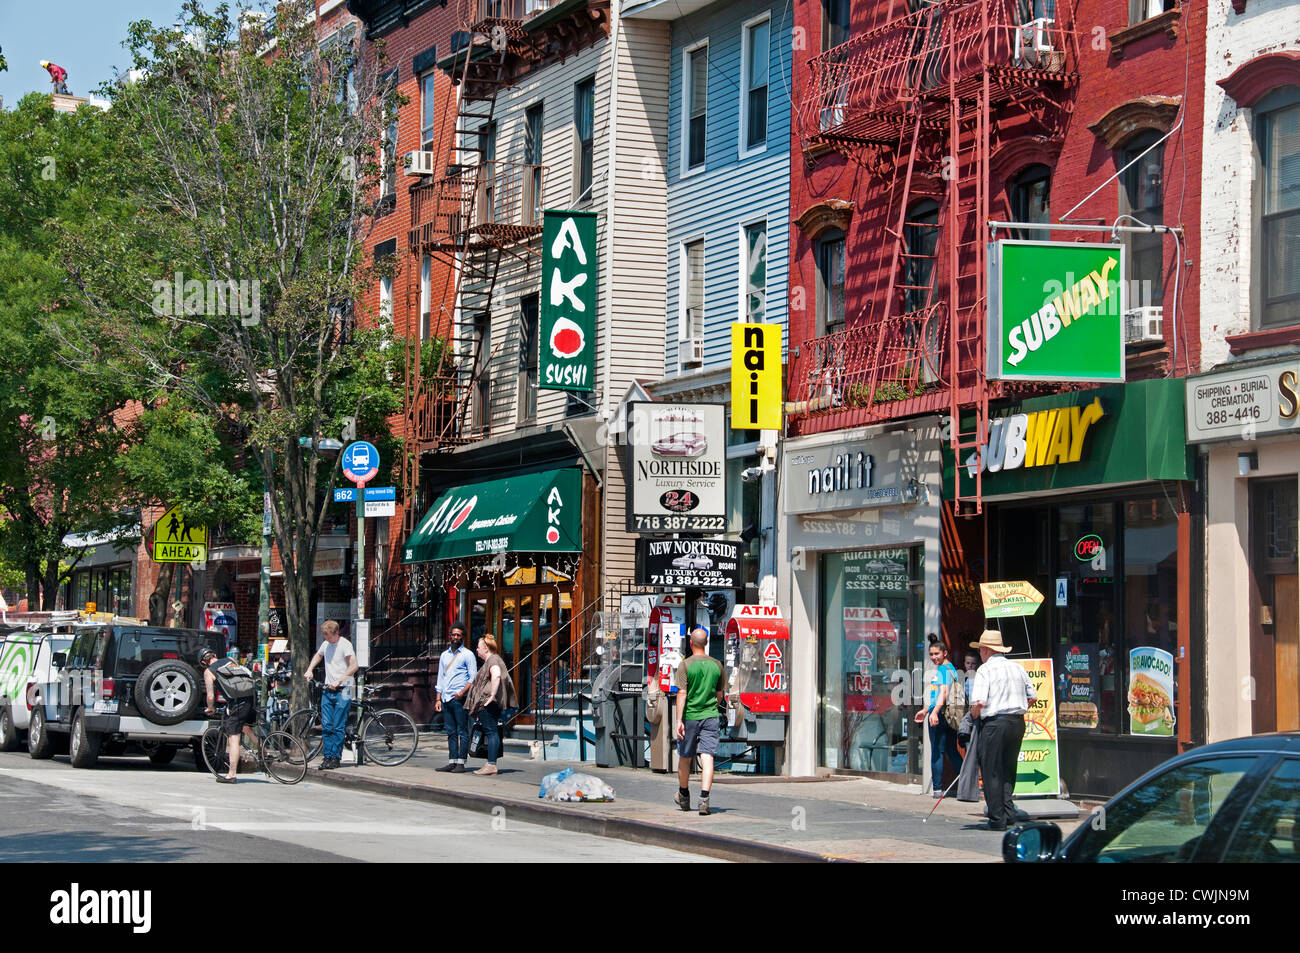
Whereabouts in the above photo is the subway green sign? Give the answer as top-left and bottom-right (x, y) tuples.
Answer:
(988, 241), (1126, 383)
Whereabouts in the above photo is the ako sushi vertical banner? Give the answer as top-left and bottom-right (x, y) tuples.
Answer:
(540, 210), (597, 393)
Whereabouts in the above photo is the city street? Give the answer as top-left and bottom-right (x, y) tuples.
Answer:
(0, 753), (719, 863)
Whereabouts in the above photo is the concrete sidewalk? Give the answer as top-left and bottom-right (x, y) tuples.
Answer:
(309, 735), (1085, 862)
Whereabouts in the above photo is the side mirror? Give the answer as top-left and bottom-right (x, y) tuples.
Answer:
(52, 653), (67, 668)
(1002, 822), (1062, 863)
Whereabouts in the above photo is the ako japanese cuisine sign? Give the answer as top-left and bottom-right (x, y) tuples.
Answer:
(1014, 658), (1061, 797)
(626, 402), (726, 533)
(730, 322), (782, 430)
(1128, 646), (1175, 737)
(639, 537), (743, 589)
(540, 210), (597, 393)
(988, 241), (1126, 383)
(980, 580), (1044, 619)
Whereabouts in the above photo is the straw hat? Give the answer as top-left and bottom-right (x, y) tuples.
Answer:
(969, 629), (1012, 653)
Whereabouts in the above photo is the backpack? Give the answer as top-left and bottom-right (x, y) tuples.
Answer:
(212, 658), (258, 700)
(944, 668), (968, 732)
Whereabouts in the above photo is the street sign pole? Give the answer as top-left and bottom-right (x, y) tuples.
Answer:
(355, 484), (366, 623)
(259, 487), (272, 657)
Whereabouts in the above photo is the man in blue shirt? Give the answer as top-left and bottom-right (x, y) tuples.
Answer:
(435, 622), (477, 773)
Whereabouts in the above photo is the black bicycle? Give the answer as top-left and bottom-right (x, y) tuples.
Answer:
(283, 684), (418, 767)
(201, 704), (309, 784)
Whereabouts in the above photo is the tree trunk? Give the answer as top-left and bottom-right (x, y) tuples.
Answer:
(149, 562), (175, 625)
(285, 565), (314, 714)
(40, 561), (61, 611)
(25, 563), (41, 611)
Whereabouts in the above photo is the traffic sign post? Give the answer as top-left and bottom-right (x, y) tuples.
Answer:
(341, 442), (379, 629)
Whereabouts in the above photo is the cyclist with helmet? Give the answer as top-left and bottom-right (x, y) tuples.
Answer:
(198, 648), (259, 784)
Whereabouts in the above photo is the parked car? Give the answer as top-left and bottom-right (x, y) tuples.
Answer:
(0, 629), (74, 752)
(672, 554), (714, 571)
(34, 625), (226, 768)
(651, 432), (708, 457)
(1004, 732), (1300, 863)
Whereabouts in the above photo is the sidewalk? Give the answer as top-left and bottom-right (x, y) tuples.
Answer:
(309, 735), (1086, 862)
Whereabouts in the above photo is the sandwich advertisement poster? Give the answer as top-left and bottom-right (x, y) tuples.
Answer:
(1013, 658), (1061, 797)
(1128, 646), (1175, 736)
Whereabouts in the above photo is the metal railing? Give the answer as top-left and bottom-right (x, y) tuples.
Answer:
(409, 160), (547, 251)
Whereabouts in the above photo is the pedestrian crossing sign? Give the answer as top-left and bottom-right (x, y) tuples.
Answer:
(151, 505), (208, 563)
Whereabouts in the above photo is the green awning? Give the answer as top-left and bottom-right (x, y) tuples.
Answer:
(403, 468), (583, 563)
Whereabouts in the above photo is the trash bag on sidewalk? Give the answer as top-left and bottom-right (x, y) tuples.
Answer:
(538, 765), (574, 798)
(544, 771), (615, 802)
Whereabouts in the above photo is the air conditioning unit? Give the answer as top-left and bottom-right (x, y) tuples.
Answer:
(1015, 18), (1055, 61)
(1124, 306), (1164, 346)
(685, 338), (705, 366)
(404, 150), (436, 176)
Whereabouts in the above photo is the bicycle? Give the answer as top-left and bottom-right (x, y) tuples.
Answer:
(283, 683), (418, 767)
(200, 703), (309, 785)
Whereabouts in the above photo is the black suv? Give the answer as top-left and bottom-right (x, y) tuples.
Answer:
(35, 625), (226, 768)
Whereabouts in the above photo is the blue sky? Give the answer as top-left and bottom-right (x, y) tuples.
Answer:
(0, 1), (218, 109)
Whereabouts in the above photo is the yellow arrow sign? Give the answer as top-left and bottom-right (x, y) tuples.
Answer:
(979, 580), (1045, 619)
(152, 505), (208, 563)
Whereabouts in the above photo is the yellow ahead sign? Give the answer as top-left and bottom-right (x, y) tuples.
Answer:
(152, 505), (208, 563)
(980, 581), (1044, 619)
(731, 322), (782, 430)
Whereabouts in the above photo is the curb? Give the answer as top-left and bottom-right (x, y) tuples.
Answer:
(308, 769), (847, 863)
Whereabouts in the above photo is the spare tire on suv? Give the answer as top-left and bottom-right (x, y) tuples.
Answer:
(134, 658), (202, 726)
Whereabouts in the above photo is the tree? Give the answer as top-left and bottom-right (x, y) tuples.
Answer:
(66, 1), (401, 708)
(0, 95), (138, 609)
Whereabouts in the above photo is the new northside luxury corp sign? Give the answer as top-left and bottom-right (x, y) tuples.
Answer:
(988, 240), (1126, 383)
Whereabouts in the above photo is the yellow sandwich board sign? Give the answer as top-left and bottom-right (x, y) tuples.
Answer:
(152, 505), (208, 563)
(979, 580), (1044, 619)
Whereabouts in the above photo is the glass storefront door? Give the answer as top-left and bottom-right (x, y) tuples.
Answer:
(819, 547), (923, 775)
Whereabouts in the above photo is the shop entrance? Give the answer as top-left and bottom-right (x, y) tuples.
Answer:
(465, 581), (574, 725)
(1249, 479), (1300, 733)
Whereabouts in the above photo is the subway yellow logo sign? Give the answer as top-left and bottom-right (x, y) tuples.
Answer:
(964, 398), (1105, 476)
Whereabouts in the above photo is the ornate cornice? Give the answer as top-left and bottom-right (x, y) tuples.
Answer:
(1087, 95), (1182, 150)
(990, 137), (1062, 180)
(795, 199), (854, 240)
(1108, 9), (1181, 59)
(1218, 51), (1300, 108)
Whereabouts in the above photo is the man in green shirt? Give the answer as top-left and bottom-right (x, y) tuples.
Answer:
(674, 627), (725, 816)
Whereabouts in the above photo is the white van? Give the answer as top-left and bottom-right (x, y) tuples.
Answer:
(0, 630), (75, 751)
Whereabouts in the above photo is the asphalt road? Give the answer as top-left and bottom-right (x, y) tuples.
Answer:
(0, 751), (720, 863)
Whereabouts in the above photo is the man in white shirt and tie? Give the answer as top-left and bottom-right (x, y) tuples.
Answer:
(968, 630), (1037, 831)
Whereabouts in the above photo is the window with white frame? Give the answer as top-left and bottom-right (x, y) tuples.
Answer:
(421, 71), (438, 151)
(742, 16), (770, 153)
(1128, 0), (1166, 25)
(380, 275), (393, 324)
(742, 221), (767, 321)
(381, 112), (398, 198)
(526, 103), (544, 224)
(816, 231), (846, 336)
(682, 239), (705, 349)
(1256, 87), (1300, 328)
(574, 78), (595, 203)
(420, 254), (432, 340)
(685, 44), (708, 171)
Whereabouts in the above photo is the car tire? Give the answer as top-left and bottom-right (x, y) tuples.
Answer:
(133, 659), (201, 726)
(145, 744), (177, 765)
(69, 710), (102, 769)
(0, 706), (20, 752)
(27, 707), (55, 760)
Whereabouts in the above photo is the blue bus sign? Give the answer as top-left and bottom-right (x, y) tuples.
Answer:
(342, 442), (379, 486)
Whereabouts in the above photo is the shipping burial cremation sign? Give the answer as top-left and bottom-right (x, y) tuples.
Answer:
(988, 241), (1126, 383)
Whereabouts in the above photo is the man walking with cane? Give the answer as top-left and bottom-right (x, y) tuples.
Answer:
(967, 630), (1036, 831)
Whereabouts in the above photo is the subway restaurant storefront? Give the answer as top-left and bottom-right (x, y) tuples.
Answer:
(943, 379), (1199, 798)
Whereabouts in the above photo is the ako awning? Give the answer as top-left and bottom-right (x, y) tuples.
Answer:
(403, 468), (583, 563)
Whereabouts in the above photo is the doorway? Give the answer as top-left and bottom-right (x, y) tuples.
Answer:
(1249, 478), (1300, 732)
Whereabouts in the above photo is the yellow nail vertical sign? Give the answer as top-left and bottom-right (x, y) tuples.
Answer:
(731, 323), (782, 430)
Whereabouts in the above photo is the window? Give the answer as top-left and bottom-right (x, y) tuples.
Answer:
(685, 45), (708, 171)
(471, 312), (491, 434)
(477, 122), (497, 222)
(1221, 758), (1300, 862)
(816, 230), (846, 335)
(526, 103), (544, 224)
(1256, 88), (1300, 328)
(1119, 133), (1165, 308)
(1009, 164), (1052, 240)
(574, 78), (594, 203)
(901, 200), (939, 313)
(518, 294), (539, 424)
(1128, 0), (1167, 24)
(420, 255), (432, 340)
(682, 239), (705, 348)
(381, 113), (398, 198)
(823, 0), (851, 50)
(742, 17), (770, 152)
(742, 221), (767, 321)
(420, 72), (438, 151)
(379, 275), (393, 325)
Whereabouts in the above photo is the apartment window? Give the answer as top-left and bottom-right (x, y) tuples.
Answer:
(1256, 87), (1300, 328)
(420, 254), (432, 340)
(421, 72), (438, 151)
(1128, 0), (1167, 24)
(685, 44), (708, 171)
(1119, 132), (1165, 307)
(478, 122), (497, 222)
(381, 113), (398, 198)
(823, 0), (851, 50)
(1009, 164), (1052, 239)
(575, 78), (595, 202)
(379, 275), (393, 324)
(471, 312), (491, 434)
(743, 222), (767, 321)
(742, 17), (770, 152)
(526, 104), (544, 224)
(518, 295), (539, 423)
(683, 239), (706, 345)
(816, 230), (846, 336)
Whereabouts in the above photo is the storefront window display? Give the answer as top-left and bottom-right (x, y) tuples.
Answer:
(819, 547), (923, 774)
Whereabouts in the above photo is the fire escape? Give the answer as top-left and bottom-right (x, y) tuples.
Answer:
(791, 0), (1077, 511)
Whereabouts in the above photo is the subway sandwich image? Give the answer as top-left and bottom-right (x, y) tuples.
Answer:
(1059, 701), (1099, 728)
(1127, 673), (1173, 725)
